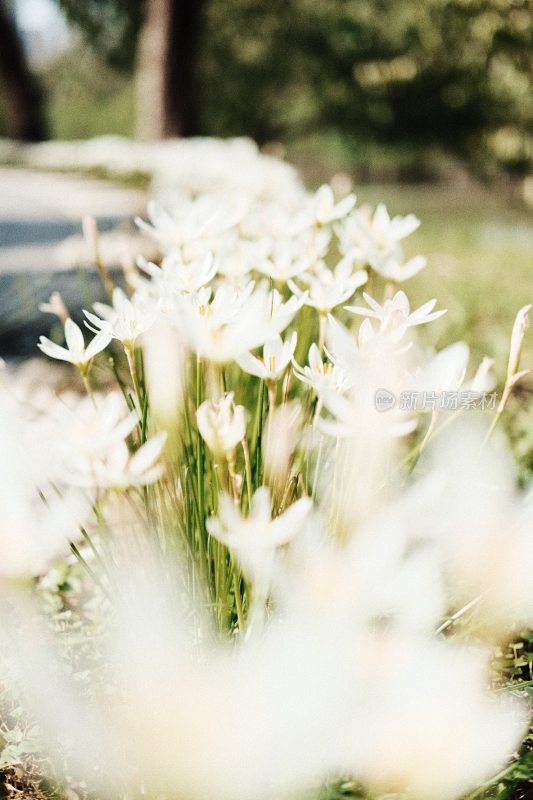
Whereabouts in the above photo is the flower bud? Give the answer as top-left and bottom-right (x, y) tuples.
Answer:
(507, 304), (531, 384)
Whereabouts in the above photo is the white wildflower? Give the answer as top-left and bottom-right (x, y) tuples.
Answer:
(196, 393), (246, 458)
(84, 287), (156, 347)
(138, 250), (217, 296)
(339, 202), (425, 281)
(309, 184), (356, 225)
(38, 318), (111, 371)
(293, 343), (348, 397)
(289, 259), (367, 315)
(236, 333), (297, 382)
(346, 290), (446, 338)
(175, 283), (301, 363)
(74, 432), (167, 490)
(259, 241), (313, 283)
(136, 196), (239, 257)
(207, 487), (312, 595)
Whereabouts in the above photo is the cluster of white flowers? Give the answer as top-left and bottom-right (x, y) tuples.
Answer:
(0, 141), (532, 800)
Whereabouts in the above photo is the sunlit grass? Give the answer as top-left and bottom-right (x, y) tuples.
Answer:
(355, 181), (533, 372)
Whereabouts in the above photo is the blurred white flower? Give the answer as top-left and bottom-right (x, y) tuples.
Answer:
(51, 392), (166, 489)
(75, 432), (167, 489)
(38, 291), (69, 323)
(258, 241), (313, 283)
(289, 259), (367, 315)
(293, 343), (348, 397)
(378, 253), (428, 282)
(350, 635), (527, 800)
(196, 393), (246, 458)
(142, 321), (185, 422)
(410, 341), (470, 395)
(216, 236), (270, 280)
(470, 355), (496, 392)
(262, 401), (303, 489)
(138, 250), (217, 297)
(38, 318), (111, 370)
(0, 388), (88, 577)
(339, 202), (426, 281)
(207, 487), (312, 597)
(347, 290), (446, 338)
(175, 283), (302, 363)
(236, 332), (297, 382)
(84, 287), (156, 347)
(136, 196), (239, 256)
(309, 184), (356, 225)
(55, 391), (138, 462)
(317, 317), (417, 440)
(409, 343), (495, 400)
(320, 383), (417, 440)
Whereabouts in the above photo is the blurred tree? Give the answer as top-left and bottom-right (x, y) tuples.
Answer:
(51, 0), (533, 176)
(56, 0), (143, 71)
(198, 0), (533, 177)
(136, 0), (205, 137)
(0, 0), (47, 140)
(57, 0), (204, 137)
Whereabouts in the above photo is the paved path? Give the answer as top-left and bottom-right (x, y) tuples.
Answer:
(0, 168), (146, 272)
(0, 168), (147, 356)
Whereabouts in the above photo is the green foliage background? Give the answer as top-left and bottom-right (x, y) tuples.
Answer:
(40, 0), (533, 178)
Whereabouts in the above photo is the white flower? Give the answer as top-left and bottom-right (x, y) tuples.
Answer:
(289, 259), (367, 315)
(207, 487), (312, 594)
(84, 287), (156, 347)
(236, 333), (297, 382)
(339, 203), (426, 282)
(410, 343), (494, 401)
(346, 290), (446, 338)
(38, 318), (111, 369)
(196, 393), (246, 457)
(351, 635), (527, 800)
(217, 236), (270, 280)
(138, 250), (217, 296)
(0, 388), (88, 577)
(175, 283), (302, 363)
(38, 291), (69, 323)
(54, 391), (139, 462)
(319, 384), (417, 440)
(71, 432), (167, 490)
(293, 343), (348, 396)
(469, 356), (496, 393)
(309, 184), (356, 225)
(258, 241), (312, 283)
(410, 342), (470, 396)
(45, 390), (167, 490)
(136, 196), (239, 256)
(316, 317), (417, 439)
(377, 253), (427, 282)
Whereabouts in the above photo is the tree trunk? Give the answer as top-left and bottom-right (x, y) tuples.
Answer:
(136, 0), (204, 140)
(0, 0), (47, 141)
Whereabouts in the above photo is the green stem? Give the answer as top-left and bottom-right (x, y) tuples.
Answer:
(482, 384), (511, 447)
(232, 566), (244, 632)
(69, 542), (112, 602)
(196, 356), (207, 567)
(125, 344), (146, 441)
(241, 436), (253, 509)
(252, 380), (265, 485)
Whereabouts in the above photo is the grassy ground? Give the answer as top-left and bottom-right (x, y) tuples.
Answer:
(352, 180), (533, 481)
(354, 180), (533, 375)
